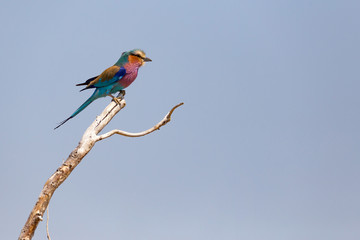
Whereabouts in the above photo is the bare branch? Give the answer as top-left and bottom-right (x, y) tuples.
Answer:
(46, 206), (51, 240)
(18, 92), (182, 240)
(96, 102), (184, 140)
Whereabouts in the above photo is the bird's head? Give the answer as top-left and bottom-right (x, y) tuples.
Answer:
(115, 49), (152, 67)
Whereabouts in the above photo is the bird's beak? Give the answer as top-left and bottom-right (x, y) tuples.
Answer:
(143, 57), (152, 62)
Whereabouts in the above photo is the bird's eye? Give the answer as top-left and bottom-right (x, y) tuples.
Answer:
(132, 53), (143, 59)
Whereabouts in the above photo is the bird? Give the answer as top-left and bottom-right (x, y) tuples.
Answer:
(54, 49), (152, 129)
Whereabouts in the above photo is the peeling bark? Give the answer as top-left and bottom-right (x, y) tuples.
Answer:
(18, 92), (183, 240)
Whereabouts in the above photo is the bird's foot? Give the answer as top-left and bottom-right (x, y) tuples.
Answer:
(118, 90), (126, 97)
(108, 94), (122, 105)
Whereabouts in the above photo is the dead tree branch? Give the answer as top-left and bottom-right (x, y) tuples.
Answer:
(46, 206), (51, 240)
(96, 102), (183, 140)
(18, 92), (183, 240)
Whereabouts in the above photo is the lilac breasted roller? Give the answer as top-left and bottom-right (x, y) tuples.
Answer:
(54, 49), (151, 129)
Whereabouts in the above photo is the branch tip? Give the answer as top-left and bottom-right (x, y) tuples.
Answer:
(166, 102), (184, 121)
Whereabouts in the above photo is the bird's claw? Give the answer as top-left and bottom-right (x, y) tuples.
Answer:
(119, 90), (126, 97)
(108, 94), (122, 105)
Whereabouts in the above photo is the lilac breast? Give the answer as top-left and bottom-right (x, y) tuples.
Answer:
(119, 63), (140, 88)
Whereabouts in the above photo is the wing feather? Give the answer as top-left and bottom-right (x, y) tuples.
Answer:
(77, 66), (126, 91)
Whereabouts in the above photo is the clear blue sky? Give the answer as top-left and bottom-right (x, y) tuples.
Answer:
(1, 1), (360, 239)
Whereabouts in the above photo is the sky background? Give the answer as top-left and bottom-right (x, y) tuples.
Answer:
(1, 0), (360, 239)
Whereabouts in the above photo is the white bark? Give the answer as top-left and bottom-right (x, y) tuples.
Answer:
(18, 92), (183, 240)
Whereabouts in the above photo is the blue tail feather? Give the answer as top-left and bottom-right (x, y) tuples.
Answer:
(54, 91), (99, 129)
